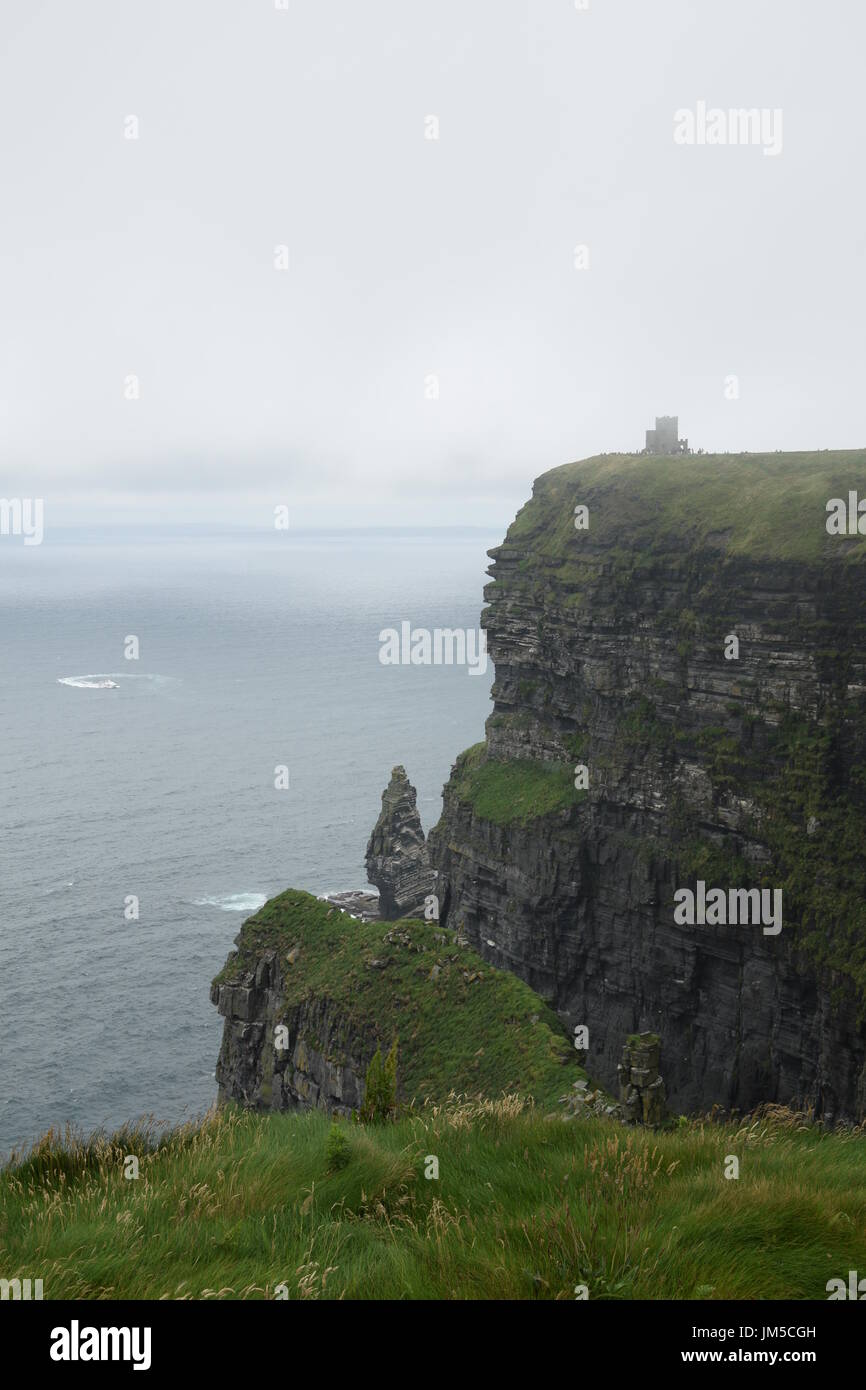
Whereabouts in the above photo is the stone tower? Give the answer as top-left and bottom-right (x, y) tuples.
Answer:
(645, 415), (688, 454)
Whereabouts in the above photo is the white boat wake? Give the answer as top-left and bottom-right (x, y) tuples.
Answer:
(57, 675), (119, 689)
(57, 673), (175, 690)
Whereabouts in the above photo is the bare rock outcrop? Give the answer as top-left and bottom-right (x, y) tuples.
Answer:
(211, 952), (372, 1116)
(618, 1033), (667, 1125)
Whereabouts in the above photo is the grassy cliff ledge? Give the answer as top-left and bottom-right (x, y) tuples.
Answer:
(212, 889), (583, 1110)
(447, 741), (583, 825)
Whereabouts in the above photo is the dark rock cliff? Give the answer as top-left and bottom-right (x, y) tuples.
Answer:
(428, 451), (866, 1121)
(211, 952), (373, 1115)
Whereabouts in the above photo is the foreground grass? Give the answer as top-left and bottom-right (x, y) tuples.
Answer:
(2, 1099), (865, 1300)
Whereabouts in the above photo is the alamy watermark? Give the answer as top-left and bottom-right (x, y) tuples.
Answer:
(378, 622), (488, 676)
(0, 497), (43, 545)
(827, 1271), (866, 1299)
(50, 1322), (151, 1370)
(674, 880), (782, 935)
(1, 1276), (43, 1299)
(826, 492), (866, 535)
(674, 102), (783, 157)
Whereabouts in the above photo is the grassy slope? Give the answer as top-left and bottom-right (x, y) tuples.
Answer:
(505, 450), (866, 564)
(214, 890), (581, 1109)
(447, 741), (583, 825)
(2, 1101), (865, 1300)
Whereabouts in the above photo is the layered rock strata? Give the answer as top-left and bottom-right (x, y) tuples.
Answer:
(618, 1033), (667, 1125)
(365, 765), (435, 919)
(428, 452), (866, 1120)
(211, 951), (372, 1116)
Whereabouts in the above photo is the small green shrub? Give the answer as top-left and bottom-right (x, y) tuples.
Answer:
(325, 1120), (351, 1171)
(360, 1040), (398, 1123)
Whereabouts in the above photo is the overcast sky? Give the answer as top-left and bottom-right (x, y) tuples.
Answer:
(1, 0), (863, 527)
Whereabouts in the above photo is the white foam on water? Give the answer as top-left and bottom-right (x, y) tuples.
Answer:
(57, 675), (119, 689)
(192, 893), (267, 913)
(57, 673), (175, 689)
(42, 879), (76, 897)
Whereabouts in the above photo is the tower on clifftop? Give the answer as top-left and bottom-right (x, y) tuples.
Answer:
(645, 415), (689, 455)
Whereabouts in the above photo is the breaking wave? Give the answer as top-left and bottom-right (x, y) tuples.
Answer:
(192, 893), (267, 913)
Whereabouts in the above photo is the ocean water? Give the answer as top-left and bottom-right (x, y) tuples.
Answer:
(0, 527), (497, 1157)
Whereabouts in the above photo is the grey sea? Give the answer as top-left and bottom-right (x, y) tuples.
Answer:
(0, 526), (496, 1157)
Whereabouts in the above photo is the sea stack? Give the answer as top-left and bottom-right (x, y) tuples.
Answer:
(365, 766), (434, 919)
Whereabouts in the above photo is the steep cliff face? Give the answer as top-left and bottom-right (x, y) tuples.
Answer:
(212, 952), (371, 1115)
(428, 451), (866, 1120)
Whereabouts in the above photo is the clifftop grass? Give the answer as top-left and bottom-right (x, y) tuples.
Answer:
(3, 1100), (865, 1300)
(448, 742), (583, 825)
(214, 889), (581, 1109)
(504, 451), (866, 565)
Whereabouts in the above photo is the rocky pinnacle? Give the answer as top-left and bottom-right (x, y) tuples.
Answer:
(365, 766), (435, 920)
